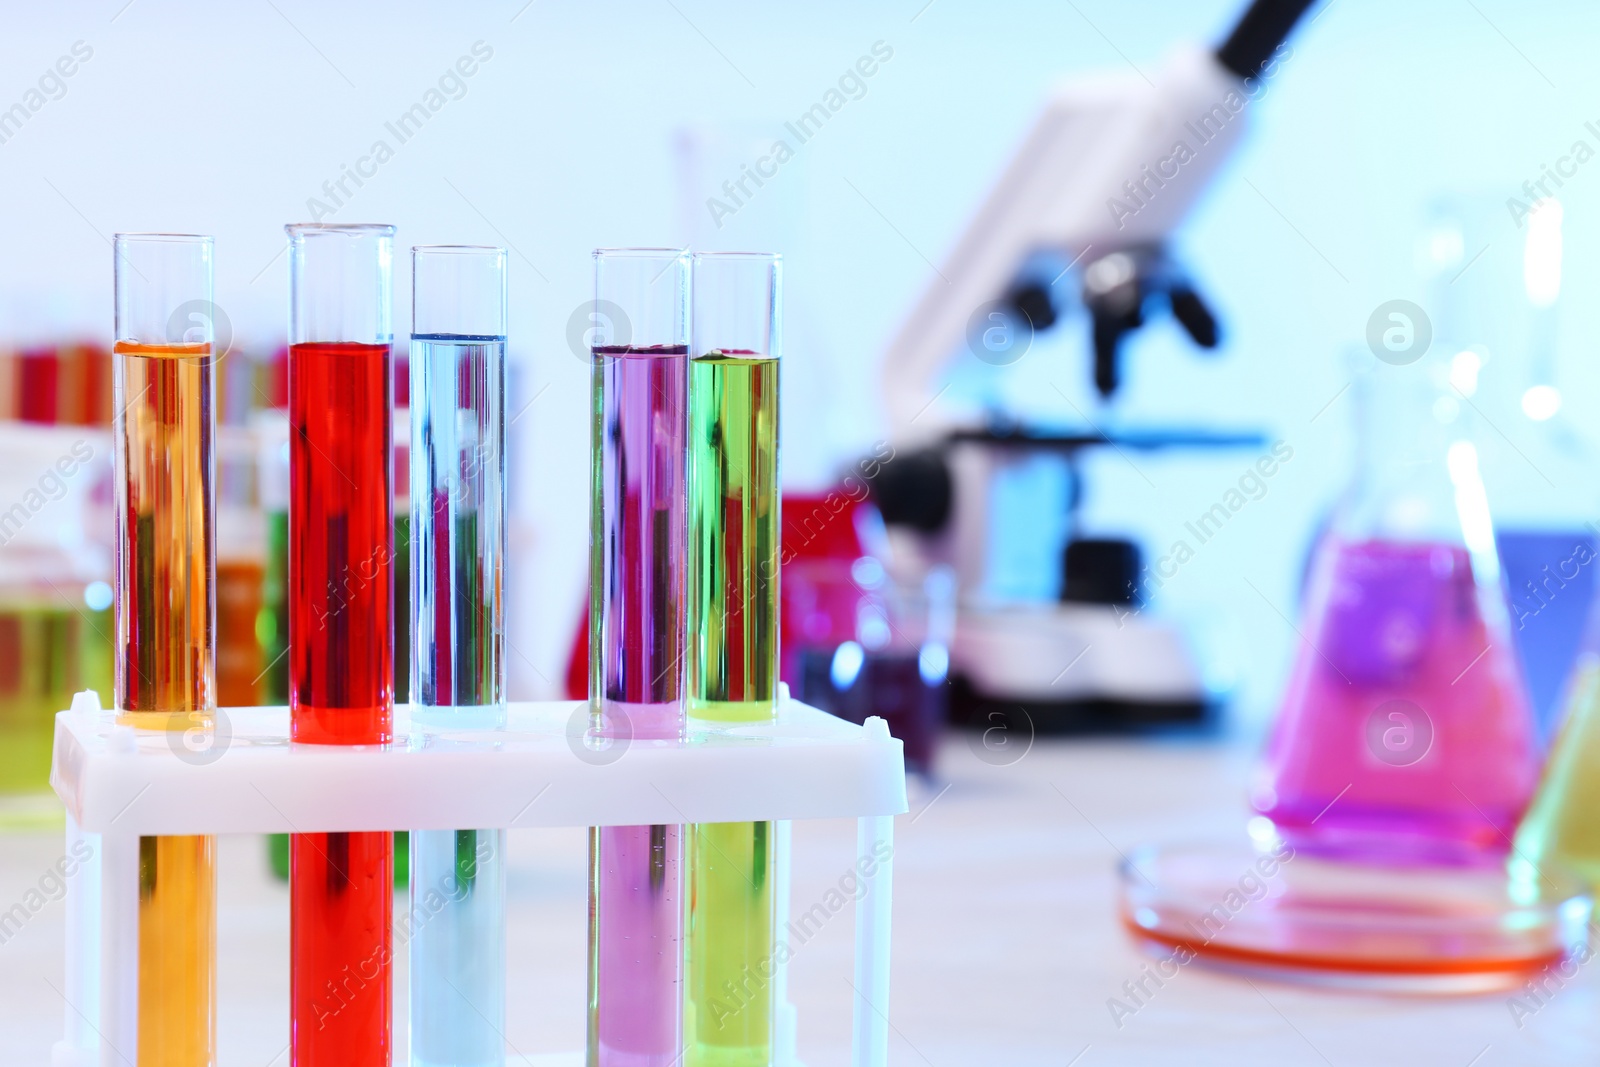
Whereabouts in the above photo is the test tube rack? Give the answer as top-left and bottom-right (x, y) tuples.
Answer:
(49, 686), (907, 1067)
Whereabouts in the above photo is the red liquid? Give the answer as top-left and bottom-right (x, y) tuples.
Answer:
(289, 340), (394, 1067)
(291, 832), (392, 1066)
(289, 341), (394, 743)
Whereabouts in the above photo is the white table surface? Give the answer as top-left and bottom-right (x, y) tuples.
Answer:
(2, 731), (1595, 1065)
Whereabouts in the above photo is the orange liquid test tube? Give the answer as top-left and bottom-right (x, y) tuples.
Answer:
(112, 233), (220, 1066)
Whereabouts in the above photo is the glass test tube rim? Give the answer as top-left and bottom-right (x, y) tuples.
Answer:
(413, 244), (505, 256)
(113, 232), (213, 244)
(286, 222), (397, 237)
(690, 250), (783, 261)
(593, 246), (689, 259)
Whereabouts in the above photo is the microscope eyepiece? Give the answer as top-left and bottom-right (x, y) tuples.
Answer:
(1216, 0), (1316, 80)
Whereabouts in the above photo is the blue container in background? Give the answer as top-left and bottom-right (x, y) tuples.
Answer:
(1498, 528), (1597, 743)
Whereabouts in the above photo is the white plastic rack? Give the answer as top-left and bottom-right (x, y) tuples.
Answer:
(49, 687), (907, 1066)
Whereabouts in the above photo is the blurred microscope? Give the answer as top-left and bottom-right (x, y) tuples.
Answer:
(867, 0), (1317, 732)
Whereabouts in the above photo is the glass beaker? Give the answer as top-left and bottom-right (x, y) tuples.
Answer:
(1252, 350), (1540, 865)
(789, 554), (951, 777)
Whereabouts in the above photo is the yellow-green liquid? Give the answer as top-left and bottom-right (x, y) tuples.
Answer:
(688, 354), (779, 723)
(688, 822), (774, 1065)
(0, 599), (111, 801)
(1514, 658), (1600, 888)
(687, 353), (779, 1066)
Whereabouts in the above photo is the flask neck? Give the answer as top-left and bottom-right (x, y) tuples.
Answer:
(1342, 362), (1476, 550)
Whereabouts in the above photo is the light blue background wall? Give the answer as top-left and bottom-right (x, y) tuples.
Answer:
(2, 0), (1597, 718)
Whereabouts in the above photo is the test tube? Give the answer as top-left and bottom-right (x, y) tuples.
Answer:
(408, 245), (508, 1067)
(589, 248), (690, 1066)
(686, 252), (782, 1067)
(287, 222), (395, 1067)
(113, 233), (218, 1067)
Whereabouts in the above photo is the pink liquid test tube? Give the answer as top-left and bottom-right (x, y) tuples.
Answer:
(587, 248), (690, 1066)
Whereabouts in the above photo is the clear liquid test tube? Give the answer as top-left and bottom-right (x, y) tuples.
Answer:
(686, 252), (782, 1067)
(113, 232), (219, 1066)
(588, 248), (691, 1066)
(287, 222), (396, 1067)
(408, 245), (509, 1067)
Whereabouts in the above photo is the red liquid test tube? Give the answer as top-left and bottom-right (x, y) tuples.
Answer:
(286, 222), (395, 1067)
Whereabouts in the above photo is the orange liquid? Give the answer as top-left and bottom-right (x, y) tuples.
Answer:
(114, 339), (214, 725)
(139, 835), (217, 1063)
(216, 558), (265, 707)
(113, 338), (217, 1066)
(1121, 913), (1563, 977)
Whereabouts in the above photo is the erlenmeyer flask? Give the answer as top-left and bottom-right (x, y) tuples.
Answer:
(1253, 350), (1540, 864)
(1513, 604), (1600, 888)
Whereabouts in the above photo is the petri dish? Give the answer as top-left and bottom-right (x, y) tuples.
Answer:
(1118, 838), (1591, 993)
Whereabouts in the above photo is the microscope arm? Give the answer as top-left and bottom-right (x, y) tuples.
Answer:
(880, 0), (1313, 439)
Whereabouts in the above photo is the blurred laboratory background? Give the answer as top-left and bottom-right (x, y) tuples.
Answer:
(5, 0), (1600, 1063)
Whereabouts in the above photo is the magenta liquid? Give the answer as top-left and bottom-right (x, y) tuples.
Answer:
(589, 344), (687, 1066)
(1256, 538), (1539, 863)
(591, 344), (688, 739)
(592, 825), (682, 1064)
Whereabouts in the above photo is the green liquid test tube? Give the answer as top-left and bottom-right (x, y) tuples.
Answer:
(686, 252), (782, 1067)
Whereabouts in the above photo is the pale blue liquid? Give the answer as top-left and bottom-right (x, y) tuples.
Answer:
(408, 334), (508, 1067)
(408, 828), (506, 1066)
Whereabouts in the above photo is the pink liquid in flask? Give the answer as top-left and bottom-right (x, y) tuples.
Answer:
(1255, 537), (1539, 864)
